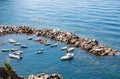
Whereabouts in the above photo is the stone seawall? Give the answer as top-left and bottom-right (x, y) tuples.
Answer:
(0, 25), (118, 56)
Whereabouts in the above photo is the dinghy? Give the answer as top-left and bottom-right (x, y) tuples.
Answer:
(60, 53), (74, 61)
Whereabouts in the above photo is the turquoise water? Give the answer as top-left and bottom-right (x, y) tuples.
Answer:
(0, 0), (120, 79)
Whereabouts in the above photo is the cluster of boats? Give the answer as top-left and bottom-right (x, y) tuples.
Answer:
(34, 37), (75, 61)
(1, 36), (76, 61)
(1, 38), (28, 59)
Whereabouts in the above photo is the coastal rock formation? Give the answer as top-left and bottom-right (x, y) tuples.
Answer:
(0, 25), (118, 56)
(28, 73), (63, 79)
(0, 62), (24, 79)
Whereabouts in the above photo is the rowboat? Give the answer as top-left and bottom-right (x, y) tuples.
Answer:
(67, 47), (75, 52)
(9, 53), (22, 59)
(21, 45), (28, 48)
(9, 39), (17, 43)
(51, 43), (58, 47)
(60, 53), (74, 61)
(35, 51), (43, 54)
(61, 46), (67, 50)
(1, 49), (9, 52)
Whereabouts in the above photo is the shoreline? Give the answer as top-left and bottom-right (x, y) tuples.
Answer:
(0, 25), (118, 56)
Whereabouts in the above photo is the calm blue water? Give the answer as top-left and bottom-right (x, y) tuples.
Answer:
(0, 0), (120, 79)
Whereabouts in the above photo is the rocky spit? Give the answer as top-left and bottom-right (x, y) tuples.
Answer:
(28, 73), (63, 79)
(0, 25), (118, 56)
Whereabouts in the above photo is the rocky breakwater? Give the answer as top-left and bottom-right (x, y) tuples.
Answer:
(28, 73), (63, 79)
(0, 25), (118, 56)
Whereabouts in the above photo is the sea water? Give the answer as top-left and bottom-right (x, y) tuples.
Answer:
(0, 0), (120, 79)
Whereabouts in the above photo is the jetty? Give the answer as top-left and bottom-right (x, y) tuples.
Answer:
(0, 25), (118, 56)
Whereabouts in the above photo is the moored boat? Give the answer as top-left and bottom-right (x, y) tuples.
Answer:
(9, 53), (22, 59)
(14, 51), (23, 55)
(14, 42), (21, 46)
(10, 48), (19, 52)
(61, 46), (67, 50)
(40, 48), (44, 51)
(9, 39), (17, 43)
(67, 47), (75, 52)
(51, 43), (58, 47)
(35, 51), (43, 54)
(35, 38), (47, 44)
(21, 45), (28, 48)
(1, 49), (9, 52)
(60, 53), (74, 61)
(28, 36), (32, 40)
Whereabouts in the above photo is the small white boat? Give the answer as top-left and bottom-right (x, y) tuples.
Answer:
(51, 43), (58, 47)
(28, 36), (32, 40)
(1, 49), (9, 52)
(14, 51), (23, 55)
(9, 39), (17, 43)
(9, 53), (22, 59)
(35, 51), (43, 54)
(14, 42), (21, 46)
(60, 53), (74, 61)
(10, 48), (19, 52)
(21, 45), (28, 48)
(40, 48), (44, 51)
(61, 46), (67, 50)
(67, 47), (75, 52)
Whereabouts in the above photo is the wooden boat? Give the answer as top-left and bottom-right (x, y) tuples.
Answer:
(1, 49), (9, 52)
(35, 38), (47, 44)
(9, 53), (22, 59)
(60, 53), (74, 61)
(9, 39), (17, 43)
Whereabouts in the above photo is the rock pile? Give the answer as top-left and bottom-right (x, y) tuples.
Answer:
(28, 73), (63, 79)
(0, 25), (118, 56)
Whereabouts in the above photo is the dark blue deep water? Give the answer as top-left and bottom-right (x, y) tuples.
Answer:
(0, 0), (120, 79)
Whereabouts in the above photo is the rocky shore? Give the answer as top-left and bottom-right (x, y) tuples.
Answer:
(0, 25), (118, 56)
(28, 73), (63, 79)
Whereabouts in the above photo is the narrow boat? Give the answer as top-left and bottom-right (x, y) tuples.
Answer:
(35, 38), (47, 44)
(21, 45), (28, 48)
(9, 53), (22, 59)
(9, 39), (17, 43)
(35, 51), (43, 54)
(1, 49), (9, 52)
(60, 53), (74, 61)
(35, 38), (42, 41)
(10, 48), (19, 52)
(51, 43), (58, 47)
(14, 42), (21, 46)
(14, 51), (23, 55)
(61, 46), (67, 50)
(67, 47), (75, 52)
(28, 36), (32, 40)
